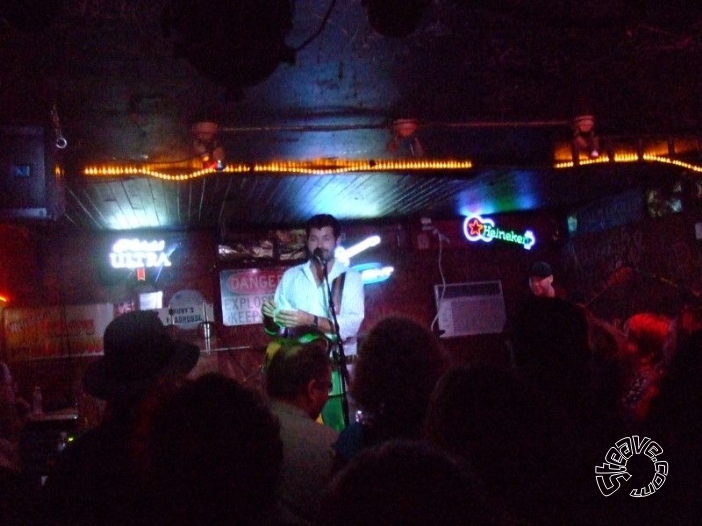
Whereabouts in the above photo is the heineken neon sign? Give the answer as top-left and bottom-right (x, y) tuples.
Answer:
(463, 215), (536, 250)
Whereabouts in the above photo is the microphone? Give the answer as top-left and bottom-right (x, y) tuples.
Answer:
(313, 248), (327, 265)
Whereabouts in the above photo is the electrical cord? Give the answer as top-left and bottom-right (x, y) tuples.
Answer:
(293, 0), (337, 52)
(430, 227), (448, 333)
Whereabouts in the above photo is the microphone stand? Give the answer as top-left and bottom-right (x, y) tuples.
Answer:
(320, 257), (351, 427)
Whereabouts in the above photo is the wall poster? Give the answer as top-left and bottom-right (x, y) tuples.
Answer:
(217, 229), (307, 262)
(1, 303), (114, 361)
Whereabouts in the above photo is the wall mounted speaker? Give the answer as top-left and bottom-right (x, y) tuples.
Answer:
(0, 125), (64, 221)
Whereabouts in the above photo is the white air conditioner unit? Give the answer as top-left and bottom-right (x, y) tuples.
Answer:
(434, 281), (506, 337)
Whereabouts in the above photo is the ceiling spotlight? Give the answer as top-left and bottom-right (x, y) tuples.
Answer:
(363, 0), (430, 38)
(573, 114), (600, 159)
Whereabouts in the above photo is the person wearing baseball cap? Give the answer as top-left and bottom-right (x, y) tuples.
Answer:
(529, 261), (556, 298)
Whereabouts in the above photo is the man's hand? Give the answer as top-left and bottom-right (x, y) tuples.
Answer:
(274, 309), (312, 328)
(261, 298), (277, 318)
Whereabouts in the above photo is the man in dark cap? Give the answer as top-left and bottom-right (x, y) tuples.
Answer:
(529, 261), (557, 298)
(503, 261), (568, 361)
(528, 260), (571, 300)
(41, 310), (200, 525)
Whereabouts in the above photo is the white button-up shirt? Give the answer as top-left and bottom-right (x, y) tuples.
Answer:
(274, 259), (365, 355)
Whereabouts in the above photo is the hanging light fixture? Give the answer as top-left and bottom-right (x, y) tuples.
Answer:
(191, 120), (225, 170)
(387, 118), (425, 157)
(572, 114), (600, 160)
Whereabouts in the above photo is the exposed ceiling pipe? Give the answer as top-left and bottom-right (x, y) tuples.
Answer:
(219, 119), (572, 134)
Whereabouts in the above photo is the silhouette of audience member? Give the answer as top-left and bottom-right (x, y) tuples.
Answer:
(509, 296), (595, 415)
(504, 262), (568, 364)
(508, 296), (629, 522)
(641, 305), (702, 522)
(264, 339), (339, 525)
(0, 361), (30, 422)
(581, 309), (628, 432)
(41, 310), (200, 525)
(661, 303), (702, 366)
(332, 316), (448, 467)
(0, 402), (22, 474)
(0, 362), (39, 525)
(316, 439), (494, 526)
(128, 374), (188, 480)
(619, 312), (670, 424)
(140, 373), (283, 526)
(1, 362), (16, 407)
(424, 365), (588, 526)
(1, 361), (36, 525)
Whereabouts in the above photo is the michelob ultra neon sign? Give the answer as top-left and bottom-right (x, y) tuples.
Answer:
(109, 239), (172, 269)
(463, 215), (536, 250)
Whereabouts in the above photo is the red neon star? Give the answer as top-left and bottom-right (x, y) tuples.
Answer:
(468, 218), (484, 236)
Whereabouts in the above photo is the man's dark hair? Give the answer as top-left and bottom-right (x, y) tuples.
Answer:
(305, 214), (340, 239)
(352, 316), (447, 439)
(511, 296), (593, 405)
(265, 339), (331, 399)
(143, 373), (283, 525)
(316, 440), (492, 525)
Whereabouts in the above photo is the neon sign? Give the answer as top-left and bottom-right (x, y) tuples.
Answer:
(352, 262), (395, 285)
(463, 215), (536, 250)
(337, 235), (393, 284)
(109, 239), (172, 269)
(334, 235), (381, 266)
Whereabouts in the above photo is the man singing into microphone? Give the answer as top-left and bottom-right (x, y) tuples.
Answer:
(262, 213), (365, 365)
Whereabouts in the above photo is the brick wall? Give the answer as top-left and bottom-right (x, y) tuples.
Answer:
(3, 203), (702, 405)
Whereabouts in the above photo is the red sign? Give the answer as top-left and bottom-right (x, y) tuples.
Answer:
(2, 304), (114, 361)
(225, 269), (282, 296)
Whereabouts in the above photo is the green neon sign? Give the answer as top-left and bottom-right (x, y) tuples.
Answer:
(463, 215), (536, 250)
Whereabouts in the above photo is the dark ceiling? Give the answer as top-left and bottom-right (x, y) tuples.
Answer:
(1, 1), (702, 233)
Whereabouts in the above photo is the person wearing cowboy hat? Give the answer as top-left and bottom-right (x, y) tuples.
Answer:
(41, 310), (200, 525)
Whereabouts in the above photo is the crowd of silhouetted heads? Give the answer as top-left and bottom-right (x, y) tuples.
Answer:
(2, 301), (701, 525)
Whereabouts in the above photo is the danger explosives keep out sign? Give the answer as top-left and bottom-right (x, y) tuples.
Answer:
(219, 268), (286, 326)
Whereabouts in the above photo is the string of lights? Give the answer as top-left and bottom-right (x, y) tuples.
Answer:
(83, 159), (474, 181)
(555, 153), (702, 173)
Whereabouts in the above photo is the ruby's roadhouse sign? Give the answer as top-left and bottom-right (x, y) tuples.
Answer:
(219, 268), (286, 326)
